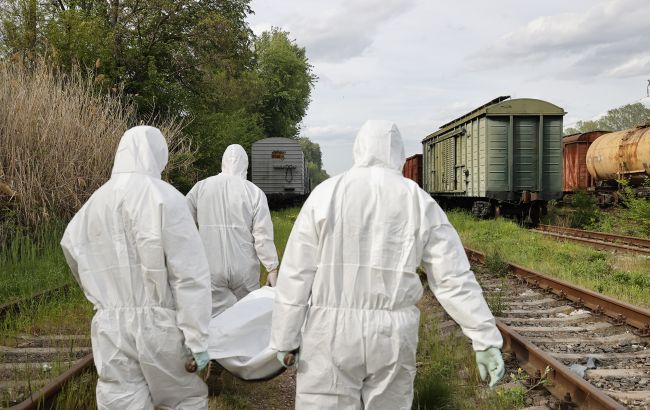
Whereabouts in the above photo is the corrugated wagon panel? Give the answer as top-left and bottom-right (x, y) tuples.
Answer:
(487, 117), (509, 191)
(543, 117), (563, 195)
(478, 117), (487, 197)
(513, 117), (539, 191)
(251, 138), (306, 196)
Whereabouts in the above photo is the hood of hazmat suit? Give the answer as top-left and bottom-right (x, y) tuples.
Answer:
(207, 286), (285, 380)
(187, 144), (279, 317)
(61, 126), (211, 410)
(271, 120), (502, 409)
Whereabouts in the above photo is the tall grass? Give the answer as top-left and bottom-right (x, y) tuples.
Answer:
(0, 221), (70, 304)
(0, 58), (189, 229)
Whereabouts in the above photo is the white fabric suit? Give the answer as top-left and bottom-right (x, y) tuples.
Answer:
(60, 126), (211, 410)
(187, 144), (279, 317)
(270, 121), (503, 409)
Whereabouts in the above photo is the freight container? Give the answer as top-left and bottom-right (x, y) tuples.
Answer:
(562, 131), (609, 192)
(402, 154), (423, 187)
(422, 96), (566, 223)
(251, 138), (309, 202)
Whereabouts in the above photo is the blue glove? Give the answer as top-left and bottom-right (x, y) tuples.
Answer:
(277, 351), (300, 368)
(193, 351), (210, 372)
(475, 347), (505, 388)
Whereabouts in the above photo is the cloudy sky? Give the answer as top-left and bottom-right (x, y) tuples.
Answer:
(249, 0), (650, 176)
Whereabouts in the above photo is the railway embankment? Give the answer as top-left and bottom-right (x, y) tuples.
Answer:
(448, 211), (650, 309)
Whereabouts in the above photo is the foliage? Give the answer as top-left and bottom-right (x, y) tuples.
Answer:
(565, 102), (650, 134)
(617, 180), (650, 236)
(569, 190), (600, 228)
(0, 1), (316, 184)
(255, 28), (316, 139)
(298, 137), (330, 188)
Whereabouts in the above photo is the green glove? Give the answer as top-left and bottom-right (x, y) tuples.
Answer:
(475, 347), (505, 388)
(193, 351), (210, 372)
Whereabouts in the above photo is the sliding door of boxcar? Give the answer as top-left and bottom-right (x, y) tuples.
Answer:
(513, 117), (539, 191)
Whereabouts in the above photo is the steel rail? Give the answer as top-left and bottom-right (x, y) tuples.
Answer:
(536, 224), (650, 256)
(465, 247), (650, 336)
(8, 354), (94, 410)
(496, 320), (626, 410)
(0, 284), (72, 319)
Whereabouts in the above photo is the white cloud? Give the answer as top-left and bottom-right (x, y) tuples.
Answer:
(607, 54), (650, 78)
(257, 0), (416, 62)
(469, 0), (650, 77)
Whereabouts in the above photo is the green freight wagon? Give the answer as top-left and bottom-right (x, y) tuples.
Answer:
(422, 96), (565, 224)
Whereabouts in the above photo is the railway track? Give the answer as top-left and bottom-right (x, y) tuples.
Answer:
(0, 285), (94, 409)
(534, 225), (650, 256)
(466, 248), (650, 409)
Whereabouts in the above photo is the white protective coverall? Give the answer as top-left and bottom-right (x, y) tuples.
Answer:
(271, 120), (503, 409)
(187, 144), (279, 317)
(61, 126), (211, 410)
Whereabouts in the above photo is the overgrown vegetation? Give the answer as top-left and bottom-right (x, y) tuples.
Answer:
(544, 186), (650, 238)
(0, 1), (325, 188)
(618, 180), (650, 236)
(449, 210), (650, 307)
(0, 221), (70, 304)
(0, 59), (188, 229)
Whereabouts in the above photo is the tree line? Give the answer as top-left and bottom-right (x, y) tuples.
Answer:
(564, 102), (650, 135)
(0, 0), (328, 192)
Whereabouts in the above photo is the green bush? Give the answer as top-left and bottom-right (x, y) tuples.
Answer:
(569, 190), (599, 228)
(618, 180), (650, 236)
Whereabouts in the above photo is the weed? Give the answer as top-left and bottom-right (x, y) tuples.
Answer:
(485, 252), (510, 277)
(486, 289), (507, 317)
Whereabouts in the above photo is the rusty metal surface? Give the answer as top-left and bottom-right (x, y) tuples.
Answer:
(465, 247), (650, 335)
(536, 224), (650, 256)
(8, 354), (94, 410)
(497, 320), (627, 410)
(562, 131), (609, 191)
(586, 125), (650, 183)
(402, 154), (423, 187)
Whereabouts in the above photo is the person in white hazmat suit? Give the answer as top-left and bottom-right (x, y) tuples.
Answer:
(186, 144), (279, 317)
(271, 120), (505, 409)
(60, 126), (212, 410)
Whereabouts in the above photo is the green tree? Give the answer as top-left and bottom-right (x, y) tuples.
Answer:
(255, 28), (316, 138)
(298, 137), (329, 188)
(0, 1), (317, 188)
(565, 103), (650, 135)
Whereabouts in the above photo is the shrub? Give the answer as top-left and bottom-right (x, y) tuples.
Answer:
(569, 190), (599, 228)
(618, 180), (650, 236)
(0, 58), (190, 228)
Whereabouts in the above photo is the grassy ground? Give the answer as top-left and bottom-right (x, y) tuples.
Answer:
(24, 206), (527, 409)
(0, 222), (72, 305)
(448, 210), (650, 308)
